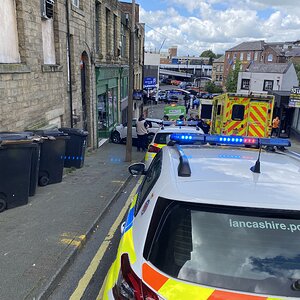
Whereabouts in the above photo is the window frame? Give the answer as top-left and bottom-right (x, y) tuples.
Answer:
(263, 80), (274, 91)
(267, 54), (273, 62)
(241, 78), (250, 90)
(134, 151), (162, 216)
(72, 0), (79, 8)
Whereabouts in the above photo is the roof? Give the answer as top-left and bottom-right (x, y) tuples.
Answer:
(157, 125), (203, 134)
(213, 55), (224, 63)
(284, 47), (300, 57)
(227, 41), (265, 52)
(248, 62), (290, 73)
(160, 146), (300, 211)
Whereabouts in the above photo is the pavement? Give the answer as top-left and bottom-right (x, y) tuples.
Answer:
(0, 141), (144, 300)
(1, 134), (300, 300)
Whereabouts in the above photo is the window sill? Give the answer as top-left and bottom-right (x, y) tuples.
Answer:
(71, 5), (85, 17)
(0, 63), (31, 74)
(42, 64), (63, 72)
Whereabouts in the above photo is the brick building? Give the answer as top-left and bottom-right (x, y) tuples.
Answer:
(223, 40), (300, 88)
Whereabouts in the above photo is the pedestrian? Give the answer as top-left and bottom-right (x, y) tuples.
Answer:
(193, 97), (200, 110)
(187, 113), (195, 121)
(136, 115), (149, 152)
(271, 116), (280, 137)
(163, 115), (169, 121)
(197, 118), (210, 134)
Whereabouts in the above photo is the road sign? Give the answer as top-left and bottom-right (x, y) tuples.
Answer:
(143, 77), (157, 88)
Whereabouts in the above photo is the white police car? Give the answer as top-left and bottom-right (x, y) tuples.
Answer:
(144, 121), (204, 170)
(110, 118), (162, 144)
(102, 134), (300, 300)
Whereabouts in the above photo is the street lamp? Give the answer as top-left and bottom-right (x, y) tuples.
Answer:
(186, 55), (189, 79)
(199, 59), (203, 94)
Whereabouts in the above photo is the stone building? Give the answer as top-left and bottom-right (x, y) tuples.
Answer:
(0, 0), (144, 148)
(211, 55), (224, 86)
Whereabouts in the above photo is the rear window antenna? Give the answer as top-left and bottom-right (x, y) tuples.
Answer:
(250, 143), (262, 173)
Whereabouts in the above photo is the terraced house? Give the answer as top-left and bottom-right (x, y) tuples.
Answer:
(0, 0), (145, 148)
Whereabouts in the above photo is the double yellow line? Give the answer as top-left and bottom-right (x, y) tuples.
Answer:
(69, 180), (141, 300)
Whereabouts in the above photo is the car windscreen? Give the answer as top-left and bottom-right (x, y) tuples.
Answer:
(153, 132), (173, 144)
(146, 199), (300, 297)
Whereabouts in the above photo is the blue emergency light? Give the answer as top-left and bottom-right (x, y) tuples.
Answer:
(169, 133), (291, 148)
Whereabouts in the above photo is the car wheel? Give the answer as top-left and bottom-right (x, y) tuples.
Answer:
(0, 196), (7, 213)
(111, 131), (121, 144)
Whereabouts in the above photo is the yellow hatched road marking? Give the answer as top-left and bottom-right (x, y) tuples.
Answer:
(69, 179), (141, 300)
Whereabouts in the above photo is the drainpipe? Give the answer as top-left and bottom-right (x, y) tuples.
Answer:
(66, 0), (74, 127)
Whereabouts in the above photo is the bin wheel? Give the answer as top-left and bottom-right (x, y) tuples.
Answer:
(0, 198), (7, 213)
(39, 176), (49, 186)
(111, 131), (121, 144)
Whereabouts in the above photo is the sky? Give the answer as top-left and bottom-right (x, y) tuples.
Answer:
(131, 0), (300, 56)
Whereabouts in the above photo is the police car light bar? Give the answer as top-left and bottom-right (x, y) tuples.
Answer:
(169, 133), (291, 148)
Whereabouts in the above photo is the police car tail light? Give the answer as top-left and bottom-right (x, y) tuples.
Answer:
(113, 253), (158, 300)
(148, 145), (161, 153)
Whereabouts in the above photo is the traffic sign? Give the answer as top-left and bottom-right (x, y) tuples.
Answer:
(143, 77), (157, 88)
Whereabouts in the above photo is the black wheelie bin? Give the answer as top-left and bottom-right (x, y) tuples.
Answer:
(0, 133), (39, 212)
(59, 128), (88, 169)
(33, 129), (69, 186)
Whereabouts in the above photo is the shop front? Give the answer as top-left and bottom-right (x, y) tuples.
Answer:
(96, 67), (120, 139)
(289, 87), (300, 137)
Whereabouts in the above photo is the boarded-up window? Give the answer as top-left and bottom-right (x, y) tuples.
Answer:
(0, 0), (20, 63)
(42, 19), (56, 64)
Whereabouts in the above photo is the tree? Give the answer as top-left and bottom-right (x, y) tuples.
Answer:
(200, 50), (217, 59)
(205, 81), (223, 94)
(225, 60), (241, 92)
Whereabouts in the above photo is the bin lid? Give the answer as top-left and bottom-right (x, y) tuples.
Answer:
(0, 134), (34, 146)
(33, 129), (69, 138)
(59, 127), (88, 136)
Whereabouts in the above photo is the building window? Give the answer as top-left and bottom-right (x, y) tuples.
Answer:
(240, 52), (244, 60)
(95, 2), (101, 53)
(72, 0), (79, 8)
(263, 80), (274, 91)
(232, 64), (235, 70)
(113, 14), (117, 57)
(0, 0), (20, 63)
(233, 53), (237, 60)
(106, 8), (110, 55)
(254, 52), (258, 61)
(219, 75), (223, 81)
(267, 54), (273, 62)
(240, 64), (243, 70)
(247, 52), (251, 61)
(241, 79), (250, 90)
(121, 23), (126, 57)
(220, 65), (223, 72)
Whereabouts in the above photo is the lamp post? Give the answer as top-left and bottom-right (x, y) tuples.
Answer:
(125, 0), (135, 162)
(199, 60), (203, 94)
(186, 55), (189, 80)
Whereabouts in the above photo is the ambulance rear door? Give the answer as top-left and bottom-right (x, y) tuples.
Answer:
(223, 96), (249, 136)
(246, 100), (270, 137)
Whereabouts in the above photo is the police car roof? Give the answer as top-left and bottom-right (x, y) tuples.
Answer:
(160, 145), (300, 211)
(158, 126), (204, 134)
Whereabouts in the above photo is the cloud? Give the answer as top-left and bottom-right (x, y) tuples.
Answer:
(139, 1), (300, 55)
